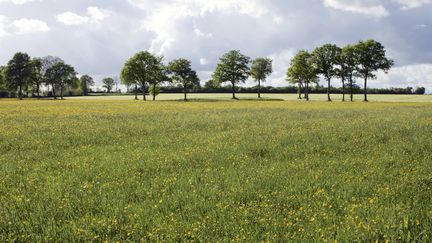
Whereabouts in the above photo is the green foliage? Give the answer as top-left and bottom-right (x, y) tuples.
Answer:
(0, 66), (5, 90)
(149, 84), (161, 97)
(80, 75), (95, 96)
(287, 50), (317, 100)
(212, 50), (251, 99)
(311, 44), (341, 101)
(336, 45), (358, 101)
(121, 51), (165, 100)
(44, 62), (78, 99)
(168, 58), (200, 100)
(1, 100), (432, 241)
(251, 58), (273, 82)
(3, 52), (33, 99)
(415, 87), (426, 95)
(204, 79), (221, 89)
(102, 77), (115, 93)
(355, 40), (394, 101)
(251, 57), (273, 98)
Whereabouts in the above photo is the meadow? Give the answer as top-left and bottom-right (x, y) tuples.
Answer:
(1, 96), (432, 241)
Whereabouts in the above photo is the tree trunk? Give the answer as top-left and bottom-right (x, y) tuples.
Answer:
(350, 77), (354, 102)
(327, 78), (332, 102)
(19, 84), (23, 100)
(37, 83), (40, 99)
(184, 88), (187, 101)
(232, 81), (236, 99)
(297, 83), (302, 99)
(305, 82), (310, 101)
(152, 83), (156, 101)
(258, 79), (261, 99)
(52, 84), (57, 100)
(135, 83), (138, 100)
(342, 78), (346, 102)
(143, 83), (146, 101)
(364, 77), (368, 102)
(60, 85), (64, 100)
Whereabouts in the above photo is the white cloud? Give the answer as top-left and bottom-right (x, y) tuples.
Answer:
(199, 58), (208, 65)
(374, 64), (432, 91)
(12, 18), (50, 34)
(0, 15), (8, 37)
(57, 6), (110, 26)
(194, 26), (213, 38)
(323, 0), (390, 18)
(130, 0), (274, 54)
(266, 49), (295, 86)
(393, 0), (432, 9)
(0, 0), (40, 4)
(56, 12), (88, 25)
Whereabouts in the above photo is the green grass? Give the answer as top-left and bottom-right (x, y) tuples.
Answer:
(1, 99), (432, 241)
(65, 93), (432, 102)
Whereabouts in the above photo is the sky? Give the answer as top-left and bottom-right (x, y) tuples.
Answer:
(0, 0), (431, 91)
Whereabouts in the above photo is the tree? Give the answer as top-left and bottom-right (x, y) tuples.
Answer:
(286, 50), (317, 101)
(44, 62), (77, 100)
(0, 66), (5, 91)
(251, 57), (273, 98)
(212, 50), (251, 99)
(40, 56), (64, 97)
(355, 40), (394, 102)
(80, 75), (94, 96)
(121, 51), (163, 101)
(102, 77), (115, 93)
(415, 87), (426, 95)
(4, 52), (33, 100)
(204, 79), (221, 90)
(312, 44), (341, 102)
(336, 45), (358, 102)
(149, 62), (169, 101)
(29, 58), (43, 99)
(168, 58), (200, 101)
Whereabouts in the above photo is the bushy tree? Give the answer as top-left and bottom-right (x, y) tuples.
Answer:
(4, 52), (33, 100)
(121, 51), (164, 101)
(168, 58), (200, 101)
(251, 57), (273, 98)
(287, 50), (317, 101)
(312, 44), (341, 102)
(80, 75), (94, 96)
(44, 62), (78, 99)
(102, 77), (115, 93)
(415, 87), (426, 95)
(212, 50), (251, 99)
(336, 45), (358, 102)
(29, 58), (43, 99)
(355, 40), (394, 102)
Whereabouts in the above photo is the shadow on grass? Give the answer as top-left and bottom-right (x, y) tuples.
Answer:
(167, 98), (285, 102)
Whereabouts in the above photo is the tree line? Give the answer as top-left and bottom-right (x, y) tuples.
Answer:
(0, 54), (121, 99)
(1, 39), (424, 101)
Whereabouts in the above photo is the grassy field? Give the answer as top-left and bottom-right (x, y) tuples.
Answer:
(1, 98), (432, 241)
(67, 93), (432, 102)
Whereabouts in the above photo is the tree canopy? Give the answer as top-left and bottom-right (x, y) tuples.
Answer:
(80, 75), (95, 96)
(355, 39), (394, 101)
(251, 57), (273, 98)
(168, 58), (200, 101)
(212, 50), (251, 99)
(44, 62), (77, 99)
(121, 51), (165, 101)
(3, 52), (33, 100)
(311, 44), (341, 102)
(287, 50), (317, 101)
(102, 77), (115, 93)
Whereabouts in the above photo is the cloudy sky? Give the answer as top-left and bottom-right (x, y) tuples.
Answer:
(0, 0), (431, 90)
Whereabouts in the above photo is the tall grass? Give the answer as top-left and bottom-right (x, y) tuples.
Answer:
(1, 100), (431, 241)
